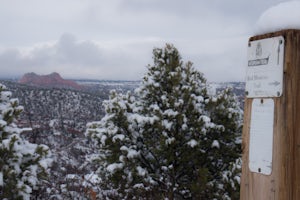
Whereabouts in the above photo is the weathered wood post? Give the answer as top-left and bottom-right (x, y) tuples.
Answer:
(240, 29), (300, 199)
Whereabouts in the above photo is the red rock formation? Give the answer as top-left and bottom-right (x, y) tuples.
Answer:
(19, 72), (83, 90)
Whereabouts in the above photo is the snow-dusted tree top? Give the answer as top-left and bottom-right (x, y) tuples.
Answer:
(255, 1), (300, 35)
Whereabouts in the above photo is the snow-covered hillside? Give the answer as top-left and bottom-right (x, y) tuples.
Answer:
(0, 78), (245, 199)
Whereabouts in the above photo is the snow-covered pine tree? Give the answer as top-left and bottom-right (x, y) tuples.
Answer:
(0, 84), (52, 200)
(87, 44), (242, 199)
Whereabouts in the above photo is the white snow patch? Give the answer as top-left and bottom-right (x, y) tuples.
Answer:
(187, 139), (198, 148)
(200, 115), (211, 123)
(53, 131), (61, 136)
(21, 127), (32, 132)
(1, 91), (12, 101)
(127, 149), (139, 158)
(112, 134), (125, 142)
(161, 166), (168, 171)
(60, 184), (68, 192)
(163, 120), (173, 130)
(181, 123), (188, 130)
(255, 1), (300, 35)
(100, 134), (107, 144)
(163, 109), (178, 117)
(165, 137), (175, 145)
(136, 166), (146, 176)
(0, 119), (7, 128)
(39, 158), (53, 169)
(66, 174), (77, 179)
(235, 175), (241, 184)
(150, 103), (160, 111)
(49, 119), (58, 127)
(133, 183), (145, 188)
(84, 173), (101, 186)
(0, 172), (3, 186)
(107, 163), (124, 173)
(120, 146), (139, 158)
(117, 101), (127, 110)
(212, 140), (220, 149)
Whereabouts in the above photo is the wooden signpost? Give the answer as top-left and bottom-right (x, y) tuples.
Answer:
(240, 29), (300, 199)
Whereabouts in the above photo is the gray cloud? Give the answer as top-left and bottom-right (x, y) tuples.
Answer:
(0, 33), (164, 80)
(0, 0), (295, 81)
(0, 34), (101, 77)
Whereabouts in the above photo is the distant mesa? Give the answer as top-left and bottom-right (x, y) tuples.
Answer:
(19, 72), (83, 90)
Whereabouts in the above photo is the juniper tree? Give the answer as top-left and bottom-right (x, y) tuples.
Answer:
(87, 44), (242, 199)
(0, 84), (52, 200)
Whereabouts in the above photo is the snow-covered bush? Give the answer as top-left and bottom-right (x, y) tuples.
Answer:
(0, 83), (52, 200)
(86, 44), (242, 199)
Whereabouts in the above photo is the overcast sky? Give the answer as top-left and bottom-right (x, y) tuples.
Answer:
(0, 0), (293, 81)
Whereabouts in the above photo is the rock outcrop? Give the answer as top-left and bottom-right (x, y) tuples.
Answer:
(19, 72), (83, 90)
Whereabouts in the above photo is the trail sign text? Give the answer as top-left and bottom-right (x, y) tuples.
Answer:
(246, 36), (284, 98)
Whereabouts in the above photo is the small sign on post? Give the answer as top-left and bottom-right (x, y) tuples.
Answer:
(246, 36), (284, 98)
(249, 98), (274, 175)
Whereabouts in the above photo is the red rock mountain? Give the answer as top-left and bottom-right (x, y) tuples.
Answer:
(19, 72), (83, 90)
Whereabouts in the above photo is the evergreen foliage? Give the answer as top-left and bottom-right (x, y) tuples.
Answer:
(0, 84), (52, 200)
(87, 44), (242, 199)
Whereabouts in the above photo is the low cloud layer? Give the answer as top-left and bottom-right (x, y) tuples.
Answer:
(0, 34), (164, 80)
(0, 0), (293, 81)
(0, 33), (247, 81)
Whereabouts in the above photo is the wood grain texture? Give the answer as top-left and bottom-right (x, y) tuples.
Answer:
(240, 29), (300, 200)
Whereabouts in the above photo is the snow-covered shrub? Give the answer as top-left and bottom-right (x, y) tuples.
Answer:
(0, 84), (52, 200)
